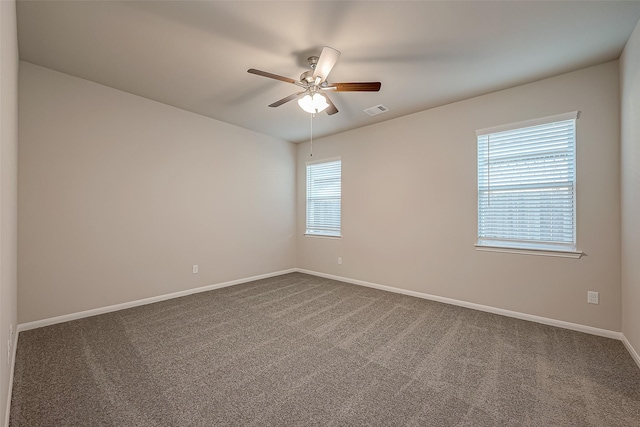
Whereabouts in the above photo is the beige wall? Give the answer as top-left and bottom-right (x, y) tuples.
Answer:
(0, 0), (19, 422)
(18, 62), (296, 323)
(297, 61), (621, 332)
(621, 20), (640, 358)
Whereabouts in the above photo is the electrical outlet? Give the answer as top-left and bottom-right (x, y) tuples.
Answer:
(337, 257), (342, 265)
(192, 265), (199, 274)
(587, 291), (599, 305)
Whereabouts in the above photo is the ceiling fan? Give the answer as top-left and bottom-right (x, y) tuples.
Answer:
(248, 46), (381, 115)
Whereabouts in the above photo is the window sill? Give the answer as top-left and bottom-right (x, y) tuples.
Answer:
(304, 233), (342, 239)
(475, 243), (583, 259)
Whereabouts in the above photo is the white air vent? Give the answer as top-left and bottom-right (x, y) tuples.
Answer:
(364, 104), (389, 116)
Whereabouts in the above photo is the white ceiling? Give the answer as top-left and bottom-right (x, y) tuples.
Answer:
(16, 1), (640, 143)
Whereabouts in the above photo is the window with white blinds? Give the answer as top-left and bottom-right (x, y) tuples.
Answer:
(476, 112), (581, 256)
(306, 159), (341, 237)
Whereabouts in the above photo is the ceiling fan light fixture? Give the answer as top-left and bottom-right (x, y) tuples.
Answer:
(298, 93), (329, 114)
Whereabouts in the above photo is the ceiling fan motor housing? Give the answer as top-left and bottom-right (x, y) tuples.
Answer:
(300, 70), (314, 84)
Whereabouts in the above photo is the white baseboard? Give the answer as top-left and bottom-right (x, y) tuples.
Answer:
(18, 267), (625, 341)
(295, 269), (623, 340)
(621, 334), (640, 370)
(13, 265), (635, 351)
(17, 268), (297, 332)
(5, 327), (19, 427)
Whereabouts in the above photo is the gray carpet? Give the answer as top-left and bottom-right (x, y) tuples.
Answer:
(9, 273), (640, 426)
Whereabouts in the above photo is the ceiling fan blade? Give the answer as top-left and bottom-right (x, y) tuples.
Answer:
(248, 68), (298, 85)
(312, 46), (341, 82)
(330, 82), (381, 92)
(268, 91), (306, 108)
(324, 94), (339, 115)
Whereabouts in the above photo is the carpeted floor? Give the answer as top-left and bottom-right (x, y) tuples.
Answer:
(9, 273), (640, 426)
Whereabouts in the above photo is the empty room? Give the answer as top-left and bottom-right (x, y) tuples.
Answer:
(1, 0), (640, 425)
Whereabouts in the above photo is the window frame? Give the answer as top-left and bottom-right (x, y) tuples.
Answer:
(475, 112), (583, 259)
(305, 157), (342, 238)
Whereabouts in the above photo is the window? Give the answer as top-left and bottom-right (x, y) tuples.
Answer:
(476, 112), (582, 258)
(306, 159), (341, 237)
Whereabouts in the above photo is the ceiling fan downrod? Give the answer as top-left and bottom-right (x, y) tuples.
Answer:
(308, 56), (319, 70)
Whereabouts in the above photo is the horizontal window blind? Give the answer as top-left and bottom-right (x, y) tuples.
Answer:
(306, 159), (341, 237)
(477, 116), (577, 251)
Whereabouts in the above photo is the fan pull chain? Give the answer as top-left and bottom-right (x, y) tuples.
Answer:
(487, 134), (490, 207)
(310, 113), (314, 157)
